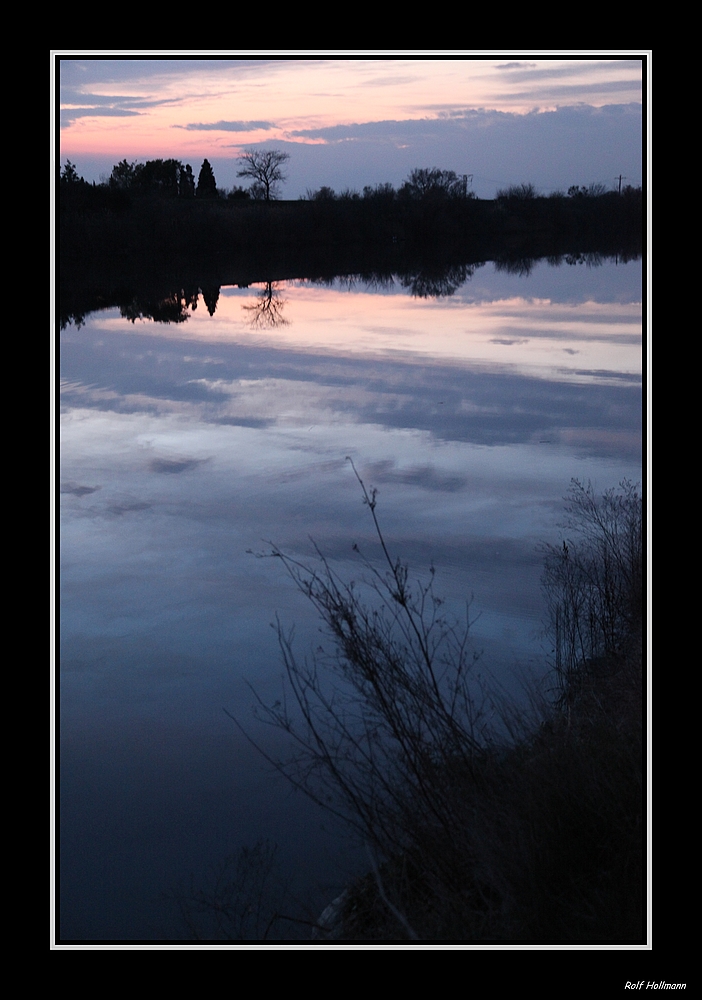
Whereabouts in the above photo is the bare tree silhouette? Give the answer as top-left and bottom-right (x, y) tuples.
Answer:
(242, 282), (289, 329)
(237, 149), (290, 201)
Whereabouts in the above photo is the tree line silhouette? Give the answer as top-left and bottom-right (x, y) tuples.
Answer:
(59, 152), (643, 289)
(60, 151), (642, 210)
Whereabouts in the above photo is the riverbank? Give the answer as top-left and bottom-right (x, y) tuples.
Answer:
(59, 185), (642, 282)
(325, 639), (643, 942)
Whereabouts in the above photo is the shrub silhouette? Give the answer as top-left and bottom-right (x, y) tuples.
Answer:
(236, 467), (643, 941)
(541, 479), (642, 706)
(401, 168), (473, 200)
(496, 182), (537, 201)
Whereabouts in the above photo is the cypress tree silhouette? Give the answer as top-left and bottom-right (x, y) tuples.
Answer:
(179, 163), (196, 198)
(197, 159), (218, 199)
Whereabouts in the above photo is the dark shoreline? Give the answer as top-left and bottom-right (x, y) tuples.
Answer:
(59, 186), (643, 321)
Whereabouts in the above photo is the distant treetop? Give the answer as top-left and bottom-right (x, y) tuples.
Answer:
(401, 168), (474, 200)
(197, 159), (218, 199)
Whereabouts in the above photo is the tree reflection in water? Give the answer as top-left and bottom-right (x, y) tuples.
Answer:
(242, 281), (289, 329)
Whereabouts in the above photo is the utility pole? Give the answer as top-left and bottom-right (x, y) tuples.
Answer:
(615, 174), (627, 195)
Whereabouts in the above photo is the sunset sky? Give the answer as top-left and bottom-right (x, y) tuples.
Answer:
(56, 54), (646, 199)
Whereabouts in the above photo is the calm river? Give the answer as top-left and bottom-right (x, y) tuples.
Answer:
(59, 255), (642, 939)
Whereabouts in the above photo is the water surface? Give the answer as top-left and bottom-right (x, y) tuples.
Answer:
(59, 257), (642, 939)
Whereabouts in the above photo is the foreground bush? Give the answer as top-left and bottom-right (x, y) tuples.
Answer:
(238, 471), (643, 942)
(541, 479), (643, 707)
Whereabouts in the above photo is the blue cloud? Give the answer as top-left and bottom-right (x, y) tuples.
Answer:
(176, 120), (274, 132)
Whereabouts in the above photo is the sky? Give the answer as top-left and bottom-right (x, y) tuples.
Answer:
(55, 53), (646, 199)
